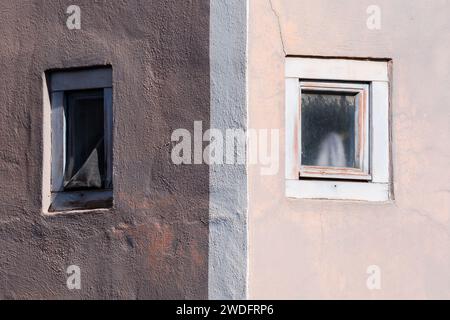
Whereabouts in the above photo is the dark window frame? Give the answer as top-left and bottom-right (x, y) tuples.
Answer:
(48, 67), (113, 212)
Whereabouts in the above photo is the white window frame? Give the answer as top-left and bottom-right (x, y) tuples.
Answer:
(299, 81), (370, 180)
(43, 67), (113, 213)
(285, 57), (391, 202)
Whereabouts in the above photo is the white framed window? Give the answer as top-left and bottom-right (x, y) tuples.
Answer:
(299, 81), (370, 180)
(43, 67), (113, 213)
(285, 57), (391, 201)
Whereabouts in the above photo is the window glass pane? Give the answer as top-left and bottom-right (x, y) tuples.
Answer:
(301, 91), (358, 168)
(64, 89), (105, 190)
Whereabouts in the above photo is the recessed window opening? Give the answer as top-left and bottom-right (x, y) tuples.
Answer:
(45, 67), (113, 212)
(285, 57), (391, 201)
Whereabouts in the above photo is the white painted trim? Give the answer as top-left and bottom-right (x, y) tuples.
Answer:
(285, 57), (391, 201)
(371, 81), (390, 183)
(285, 78), (300, 180)
(286, 180), (390, 202)
(286, 57), (389, 82)
(42, 74), (52, 213)
(299, 81), (370, 180)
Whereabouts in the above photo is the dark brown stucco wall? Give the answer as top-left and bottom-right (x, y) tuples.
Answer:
(0, 0), (209, 299)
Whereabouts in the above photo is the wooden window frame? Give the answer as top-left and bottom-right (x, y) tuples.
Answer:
(285, 57), (391, 202)
(45, 67), (113, 213)
(299, 81), (370, 180)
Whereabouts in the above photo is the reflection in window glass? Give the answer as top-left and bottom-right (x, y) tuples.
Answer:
(301, 91), (358, 168)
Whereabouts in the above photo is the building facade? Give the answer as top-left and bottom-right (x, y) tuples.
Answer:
(0, 0), (449, 299)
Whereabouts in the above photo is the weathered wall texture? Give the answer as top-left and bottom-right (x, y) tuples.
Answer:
(249, 0), (450, 299)
(209, 0), (248, 300)
(0, 0), (209, 299)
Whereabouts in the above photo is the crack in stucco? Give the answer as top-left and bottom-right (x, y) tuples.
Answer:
(268, 0), (287, 56)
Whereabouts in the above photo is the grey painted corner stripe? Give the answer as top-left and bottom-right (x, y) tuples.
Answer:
(209, 0), (248, 300)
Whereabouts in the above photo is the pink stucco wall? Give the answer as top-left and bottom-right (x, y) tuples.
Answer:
(249, 0), (449, 299)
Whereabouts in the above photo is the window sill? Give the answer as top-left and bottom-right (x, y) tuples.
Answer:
(47, 190), (113, 213)
(44, 207), (112, 217)
(286, 179), (391, 202)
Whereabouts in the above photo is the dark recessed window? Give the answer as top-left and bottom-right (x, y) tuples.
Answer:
(65, 89), (106, 190)
(48, 67), (113, 212)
